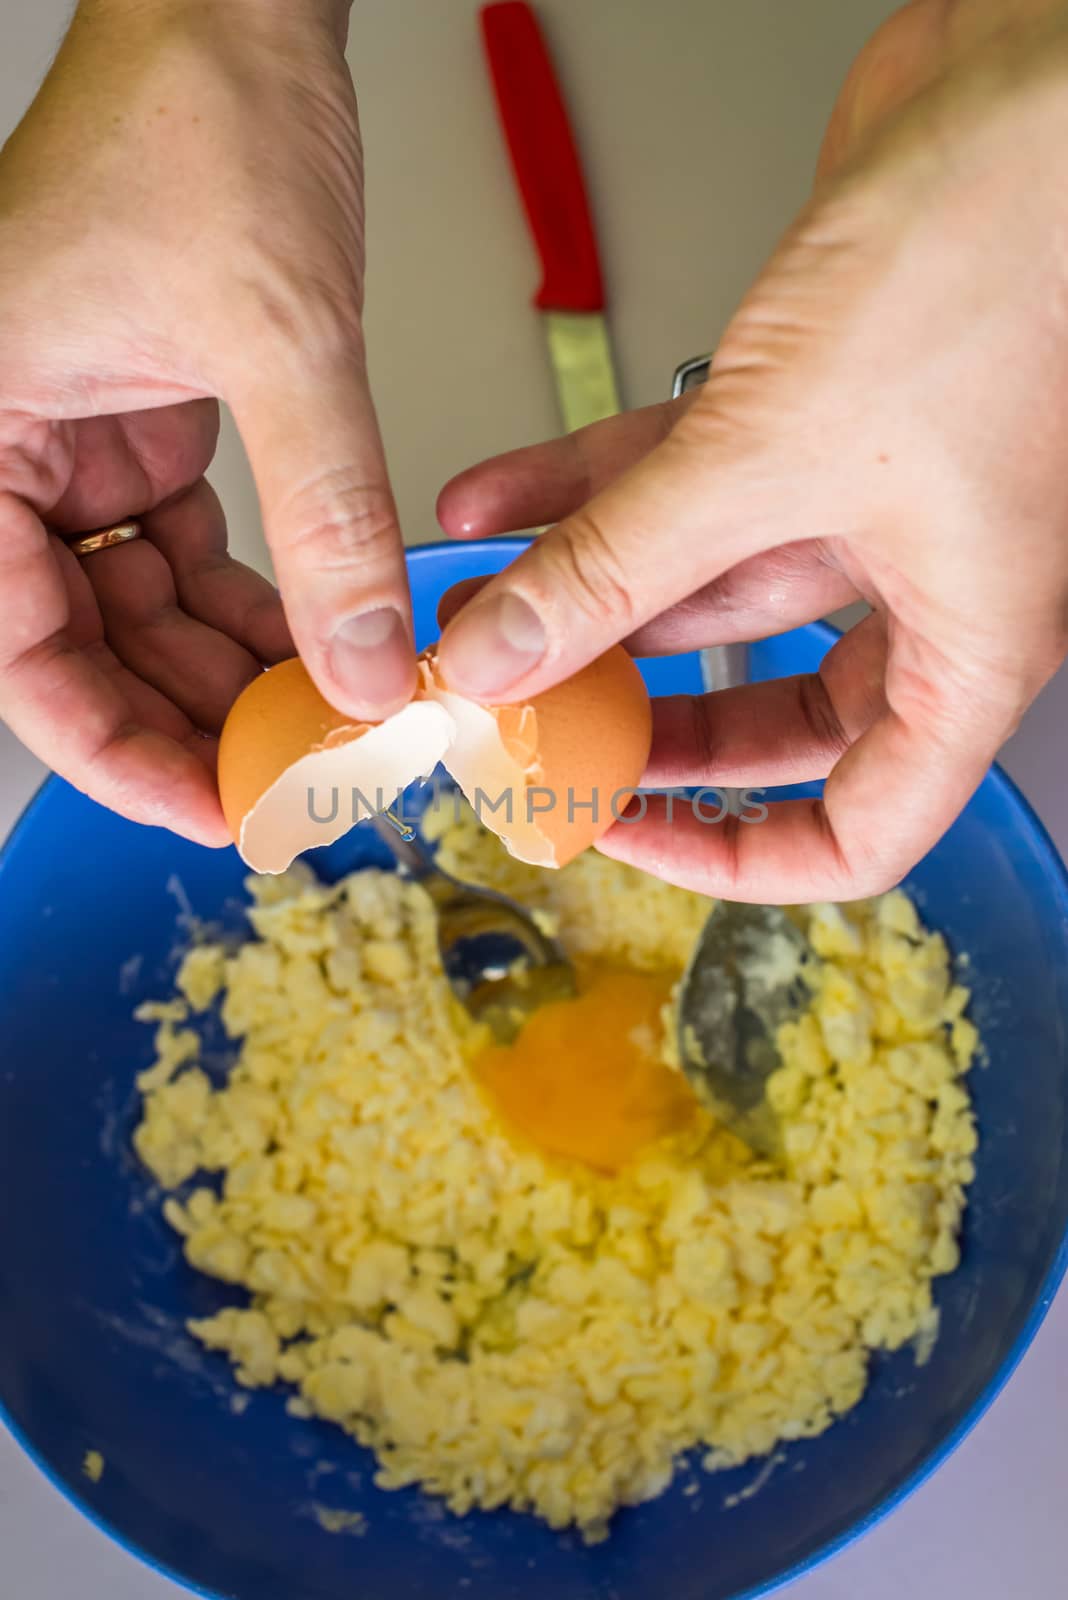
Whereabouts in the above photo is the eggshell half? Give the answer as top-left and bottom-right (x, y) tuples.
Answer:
(219, 647), (652, 874)
(429, 648), (652, 868)
(218, 659), (453, 874)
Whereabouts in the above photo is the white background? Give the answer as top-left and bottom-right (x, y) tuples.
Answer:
(1, 2), (1066, 1595)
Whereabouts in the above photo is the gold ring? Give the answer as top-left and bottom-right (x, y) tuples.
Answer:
(65, 520), (143, 558)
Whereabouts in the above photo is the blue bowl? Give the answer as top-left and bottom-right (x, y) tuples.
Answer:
(2, 539), (1068, 1600)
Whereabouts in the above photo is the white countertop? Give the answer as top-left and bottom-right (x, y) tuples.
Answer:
(2, 1), (1066, 1594)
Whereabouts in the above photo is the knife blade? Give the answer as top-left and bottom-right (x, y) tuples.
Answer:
(480, 1), (621, 434)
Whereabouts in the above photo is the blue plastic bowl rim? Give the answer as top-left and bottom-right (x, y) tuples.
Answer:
(1, 541), (1067, 1600)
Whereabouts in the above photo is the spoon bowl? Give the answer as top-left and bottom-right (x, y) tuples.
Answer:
(676, 902), (811, 1154)
(371, 810), (576, 1042)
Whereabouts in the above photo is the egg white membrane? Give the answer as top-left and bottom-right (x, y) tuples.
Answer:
(240, 701), (455, 874)
(430, 688), (556, 868)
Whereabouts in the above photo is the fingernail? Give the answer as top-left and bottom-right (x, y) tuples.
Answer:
(439, 591), (547, 697)
(330, 607), (415, 715)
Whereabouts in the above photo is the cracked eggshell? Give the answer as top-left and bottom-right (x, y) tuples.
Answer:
(219, 647), (652, 875)
(426, 646), (652, 869)
(218, 658), (453, 874)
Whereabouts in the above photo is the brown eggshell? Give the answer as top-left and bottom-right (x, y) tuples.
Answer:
(218, 659), (369, 848)
(495, 647), (653, 866)
(425, 645), (652, 868)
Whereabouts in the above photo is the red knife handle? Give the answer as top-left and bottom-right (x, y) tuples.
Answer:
(480, 1), (606, 314)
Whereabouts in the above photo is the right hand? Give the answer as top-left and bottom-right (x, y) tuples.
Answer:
(435, 0), (1068, 903)
(0, 0), (414, 847)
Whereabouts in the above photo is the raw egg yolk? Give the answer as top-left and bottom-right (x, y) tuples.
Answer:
(473, 962), (698, 1173)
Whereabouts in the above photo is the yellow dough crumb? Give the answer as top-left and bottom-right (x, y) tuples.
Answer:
(134, 806), (978, 1543)
(82, 1450), (104, 1484)
(311, 1506), (367, 1536)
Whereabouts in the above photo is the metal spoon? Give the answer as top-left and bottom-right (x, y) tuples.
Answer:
(669, 352), (815, 1154)
(370, 810), (576, 1043)
(676, 903), (811, 1156)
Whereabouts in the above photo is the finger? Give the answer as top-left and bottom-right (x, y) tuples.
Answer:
(436, 398), (808, 702)
(61, 542), (217, 754)
(600, 631), (1009, 902)
(46, 401), (220, 529)
(145, 480), (294, 664)
(598, 795), (849, 904)
(229, 340), (417, 721)
(437, 576), (491, 631)
(436, 547), (859, 655)
(436, 399), (692, 539)
(84, 536), (264, 735)
(645, 612), (887, 787)
(0, 495), (229, 845)
(622, 543), (860, 655)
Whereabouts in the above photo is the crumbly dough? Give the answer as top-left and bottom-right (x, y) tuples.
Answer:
(134, 806), (978, 1542)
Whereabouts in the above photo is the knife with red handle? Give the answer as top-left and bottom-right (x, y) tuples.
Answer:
(480, 1), (621, 432)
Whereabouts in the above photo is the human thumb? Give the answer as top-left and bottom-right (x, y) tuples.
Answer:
(435, 397), (808, 704)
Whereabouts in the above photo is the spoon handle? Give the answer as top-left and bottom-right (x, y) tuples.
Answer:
(368, 811), (437, 880)
(671, 357), (751, 698)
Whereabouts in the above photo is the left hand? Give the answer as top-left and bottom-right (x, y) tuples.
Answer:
(0, 0), (414, 847)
